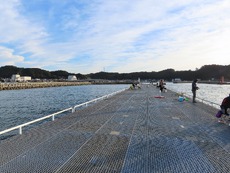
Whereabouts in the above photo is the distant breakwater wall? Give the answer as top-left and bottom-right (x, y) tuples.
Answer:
(0, 82), (91, 91)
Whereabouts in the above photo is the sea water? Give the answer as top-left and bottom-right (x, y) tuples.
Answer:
(166, 82), (230, 106)
(1, 83), (230, 133)
(0, 84), (129, 132)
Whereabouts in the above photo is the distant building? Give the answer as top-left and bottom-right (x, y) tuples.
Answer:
(20, 76), (32, 81)
(172, 78), (182, 83)
(68, 75), (77, 81)
(11, 74), (31, 82)
(11, 74), (20, 82)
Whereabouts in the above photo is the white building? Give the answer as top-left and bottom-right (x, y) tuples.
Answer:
(11, 74), (20, 81)
(20, 76), (32, 81)
(11, 74), (31, 82)
(68, 75), (77, 81)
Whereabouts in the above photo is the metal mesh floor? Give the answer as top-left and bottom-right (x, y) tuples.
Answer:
(1, 85), (230, 173)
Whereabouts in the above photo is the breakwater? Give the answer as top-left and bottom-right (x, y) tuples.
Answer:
(0, 81), (91, 90)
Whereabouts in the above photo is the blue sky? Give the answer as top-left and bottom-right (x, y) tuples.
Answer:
(0, 0), (230, 74)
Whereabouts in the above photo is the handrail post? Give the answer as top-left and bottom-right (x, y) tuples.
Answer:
(72, 107), (75, 113)
(19, 126), (22, 135)
(52, 115), (55, 121)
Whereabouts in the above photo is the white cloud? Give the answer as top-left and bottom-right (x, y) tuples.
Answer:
(0, 46), (24, 66)
(0, 1), (47, 42)
(1, 0), (230, 73)
(0, 1), (49, 66)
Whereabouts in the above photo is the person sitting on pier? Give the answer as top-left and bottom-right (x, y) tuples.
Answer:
(130, 83), (136, 90)
(217, 94), (230, 123)
(220, 94), (230, 116)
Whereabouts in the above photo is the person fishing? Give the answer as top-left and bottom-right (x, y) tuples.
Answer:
(220, 94), (230, 116)
(216, 94), (230, 123)
(191, 79), (199, 103)
(159, 79), (165, 93)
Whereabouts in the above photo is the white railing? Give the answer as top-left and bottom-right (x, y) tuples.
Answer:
(179, 93), (220, 109)
(72, 88), (127, 111)
(0, 108), (72, 136)
(0, 88), (127, 137)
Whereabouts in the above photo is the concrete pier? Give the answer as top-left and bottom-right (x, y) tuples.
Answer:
(0, 85), (230, 173)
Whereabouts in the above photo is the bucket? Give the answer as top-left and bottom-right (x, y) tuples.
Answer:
(215, 110), (223, 118)
(178, 96), (184, 102)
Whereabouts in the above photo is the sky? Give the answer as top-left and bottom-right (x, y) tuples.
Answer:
(0, 0), (230, 74)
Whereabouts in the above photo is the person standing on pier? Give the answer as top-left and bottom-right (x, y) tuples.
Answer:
(192, 79), (199, 103)
(159, 79), (164, 93)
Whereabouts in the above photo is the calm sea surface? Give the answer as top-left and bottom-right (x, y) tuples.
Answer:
(166, 82), (230, 106)
(1, 83), (230, 132)
(0, 84), (129, 131)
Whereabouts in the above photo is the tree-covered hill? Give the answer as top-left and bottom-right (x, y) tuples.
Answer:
(1, 64), (230, 81)
(87, 64), (230, 81)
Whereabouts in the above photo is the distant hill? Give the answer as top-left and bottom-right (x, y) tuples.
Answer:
(88, 64), (230, 81)
(1, 64), (230, 81)
(0, 66), (86, 80)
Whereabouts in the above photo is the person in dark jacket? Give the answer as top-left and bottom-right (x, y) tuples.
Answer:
(191, 79), (199, 103)
(220, 94), (230, 115)
(159, 79), (165, 93)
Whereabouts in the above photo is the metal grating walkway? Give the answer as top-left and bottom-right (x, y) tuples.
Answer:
(1, 85), (230, 173)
